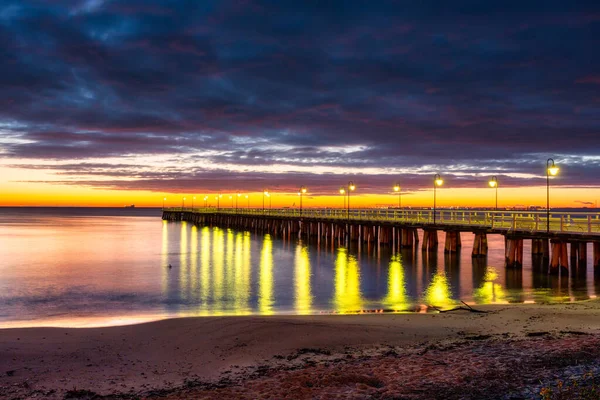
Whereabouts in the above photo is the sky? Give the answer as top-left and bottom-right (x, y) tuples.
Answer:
(1, 0), (599, 207)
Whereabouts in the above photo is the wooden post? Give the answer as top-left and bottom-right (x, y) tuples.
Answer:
(401, 228), (414, 248)
(594, 242), (600, 269)
(472, 232), (488, 257)
(505, 237), (524, 268)
(422, 229), (438, 252)
(444, 231), (461, 253)
(550, 240), (569, 275)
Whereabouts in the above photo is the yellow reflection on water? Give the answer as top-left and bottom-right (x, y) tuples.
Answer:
(200, 227), (211, 304)
(234, 232), (251, 314)
(334, 247), (363, 313)
(161, 220), (169, 295)
(179, 222), (189, 301)
(190, 225), (198, 300)
(226, 229), (235, 293)
(294, 243), (312, 314)
(259, 234), (274, 315)
(212, 228), (225, 311)
(424, 272), (453, 308)
(385, 254), (408, 311)
(473, 267), (507, 304)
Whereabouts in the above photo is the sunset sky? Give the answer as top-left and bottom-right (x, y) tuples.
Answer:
(1, 1), (599, 208)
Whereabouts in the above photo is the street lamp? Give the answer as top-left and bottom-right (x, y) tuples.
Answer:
(182, 196), (186, 209)
(203, 196), (208, 207)
(546, 158), (559, 234)
(263, 189), (269, 213)
(347, 181), (356, 220)
(162, 197), (166, 210)
(299, 186), (307, 216)
(192, 196), (196, 210)
(236, 193), (240, 213)
(488, 176), (498, 211)
(339, 187), (345, 209)
(229, 195), (233, 208)
(245, 194), (249, 208)
(393, 183), (401, 208)
(215, 194), (222, 210)
(266, 192), (272, 209)
(433, 174), (443, 224)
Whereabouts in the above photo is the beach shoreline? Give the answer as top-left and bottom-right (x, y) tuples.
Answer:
(2, 300), (600, 399)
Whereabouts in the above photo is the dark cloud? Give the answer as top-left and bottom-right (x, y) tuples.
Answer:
(1, 0), (599, 191)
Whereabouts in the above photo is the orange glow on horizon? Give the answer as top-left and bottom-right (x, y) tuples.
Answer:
(1, 183), (599, 208)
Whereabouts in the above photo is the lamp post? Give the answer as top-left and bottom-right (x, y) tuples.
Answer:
(339, 187), (345, 210)
(192, 196), (196, 210)
(229, 195), (233, 208)
(245, 195), (249, 208)
(299, 186), (307, 216)
(203, 196), (208, 207)
(162, 197), (166, 210)
(347, 181), (356, 220)
(433, 174), (443, 224)
(393, 183), (401, 208)
(546, 158), (559, 234)
(263, 189), (268, 213)
(215, 194), (222, 210)
(236, 193), (240, 212)
(182, 197), (186, 210)
(488, 176), (498, 211)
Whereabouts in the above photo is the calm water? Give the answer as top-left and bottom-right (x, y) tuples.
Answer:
(0, 208), (598, 328)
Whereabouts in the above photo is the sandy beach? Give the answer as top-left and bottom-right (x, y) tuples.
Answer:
(2, 301), (600, 399)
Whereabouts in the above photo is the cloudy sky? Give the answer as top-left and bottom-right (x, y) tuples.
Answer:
(1, 0), (599, 206)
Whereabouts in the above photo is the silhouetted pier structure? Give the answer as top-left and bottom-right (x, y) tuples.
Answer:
(162, 208), (600, 274)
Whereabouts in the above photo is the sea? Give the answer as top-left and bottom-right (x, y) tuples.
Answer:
(0, 207), (598, 328)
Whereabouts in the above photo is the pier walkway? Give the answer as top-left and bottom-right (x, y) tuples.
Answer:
(162, 208), (600, 273)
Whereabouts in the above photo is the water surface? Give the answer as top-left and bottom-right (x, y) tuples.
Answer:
(0, 207), (597, 328)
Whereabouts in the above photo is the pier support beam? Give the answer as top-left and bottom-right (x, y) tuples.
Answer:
(594, 242), (600, 270)
(531, 238), (549, 259)
(549, 240), (569, 275)
(444, 231), (461, 253)
(570, 242), (587, 265)
(471, 231), (488, 258)
(505, 237), (523, 268)
(421, 229), (438, 252)
(401, 228), (417, 248)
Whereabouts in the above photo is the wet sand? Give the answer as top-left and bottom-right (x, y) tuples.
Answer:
(2, 300), (600, 399)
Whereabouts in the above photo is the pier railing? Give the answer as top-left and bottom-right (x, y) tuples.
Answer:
(163, 208), (600, 235)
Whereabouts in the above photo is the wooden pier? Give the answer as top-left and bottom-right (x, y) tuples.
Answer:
(162, 207), (600, 274)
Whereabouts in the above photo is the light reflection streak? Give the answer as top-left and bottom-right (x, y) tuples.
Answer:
(259, 234), (274, 314)
(212, 228), (225, 312)
(190, 225), (198, 301)
(424, 272), (453, 308)
(385, 254), (408, 311)
(243, 232), (251, 311)
(473, 267), (507, 304)
(334, 247), (363, 313)
(161, 220), (169, 295)
(234, 232), (251, 314)
(225, 229), (235, 299)
(200, 227), (211, 305)
(294, 243), (312, 314)
(179, 222), (189, 301)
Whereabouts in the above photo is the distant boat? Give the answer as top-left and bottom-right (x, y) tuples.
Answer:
(125, 204), (135, 208)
